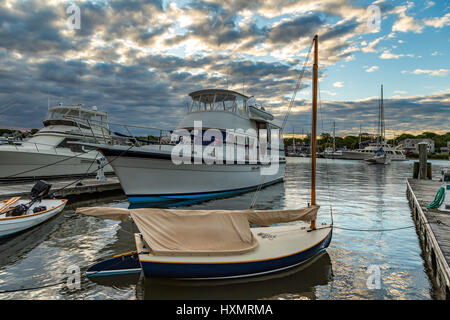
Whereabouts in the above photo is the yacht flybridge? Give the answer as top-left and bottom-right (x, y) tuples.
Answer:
(89, 89), (286, 204)
(0, 104), (114, 180)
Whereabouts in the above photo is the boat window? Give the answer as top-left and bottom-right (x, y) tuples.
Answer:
(236, 96), (247, 117)
(57, 138), (84, 153)
(189, 93), (238, 113)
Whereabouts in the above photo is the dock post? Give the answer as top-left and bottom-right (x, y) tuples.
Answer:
(418, 142), (428, 180)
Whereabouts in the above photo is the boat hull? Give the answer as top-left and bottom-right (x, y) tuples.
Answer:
(86, 251), (142, 277)
(0, 148), (113, 180)
(136, 225), (332, 280)
(341, 150), (405, 161)
(0, 199), (67, 238)
(101, 147), (285, 204)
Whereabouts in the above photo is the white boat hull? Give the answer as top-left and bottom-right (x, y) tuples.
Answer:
(341, 150), (405, 161)
(100, 146), (285, 204)
(0, 148), (113, 180)
(0, 199), (67, 238)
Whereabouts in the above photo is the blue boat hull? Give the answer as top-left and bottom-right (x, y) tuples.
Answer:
(127, 178), (284, 205)
(141, 229), (332, 279)
(86, 251), (142, 278)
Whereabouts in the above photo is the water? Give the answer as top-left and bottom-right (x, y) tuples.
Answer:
(1, 158), (449, 300)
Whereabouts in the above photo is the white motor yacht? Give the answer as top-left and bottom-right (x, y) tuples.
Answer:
(0, 104), (114, 180)
(341, 142), (405, 161)
(89, 89), (286, 204)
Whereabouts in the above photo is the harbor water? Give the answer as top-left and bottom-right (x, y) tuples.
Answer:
(1, 157), (449, 300)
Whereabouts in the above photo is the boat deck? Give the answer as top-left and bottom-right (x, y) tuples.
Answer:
(0, 177), (123, 200)
(406, 178), (450, 299)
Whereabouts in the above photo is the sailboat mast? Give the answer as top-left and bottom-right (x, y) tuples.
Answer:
(359, 124), (362, 148)
(333, 121), (336, 152)
(381, 84), (384, 143)
(292, 127), (295, 153)
(310, 34), (318, 230)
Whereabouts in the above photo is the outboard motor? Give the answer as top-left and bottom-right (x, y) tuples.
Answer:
(31, 180), (52, 201)
(5, 181), (52, 217)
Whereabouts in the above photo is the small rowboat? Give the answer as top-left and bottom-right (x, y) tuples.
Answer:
(0, 198), (67, 238)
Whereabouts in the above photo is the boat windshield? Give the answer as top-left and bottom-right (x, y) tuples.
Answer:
(189, 92), (248, 117)
(45, 106), (109, 129)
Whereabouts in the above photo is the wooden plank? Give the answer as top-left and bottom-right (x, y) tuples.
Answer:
(0, 196), (21, 213)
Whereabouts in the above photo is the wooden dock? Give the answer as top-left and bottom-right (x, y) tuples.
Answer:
(0, 177), (123, 201)
(406, 178), (450, 299)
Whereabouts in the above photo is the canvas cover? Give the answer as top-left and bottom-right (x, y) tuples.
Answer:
(76, 205), (319, 255)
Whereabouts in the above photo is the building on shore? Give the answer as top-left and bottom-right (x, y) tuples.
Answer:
(398, 138), (435, 154)
(439, 141), (450, 154)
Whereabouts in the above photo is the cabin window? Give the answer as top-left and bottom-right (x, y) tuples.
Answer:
(236, 96), (247, 117)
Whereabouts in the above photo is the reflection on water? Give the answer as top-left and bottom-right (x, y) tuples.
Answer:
(1, 158), (448, 299)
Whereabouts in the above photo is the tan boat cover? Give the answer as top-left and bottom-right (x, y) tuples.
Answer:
(76, 205), (319, 255)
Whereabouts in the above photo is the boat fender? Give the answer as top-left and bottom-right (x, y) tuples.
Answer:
(11, 204), (28, 217)
(33, 206), (47, 213)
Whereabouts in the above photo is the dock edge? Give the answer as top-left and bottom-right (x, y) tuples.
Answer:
(406, 178), (450, 299)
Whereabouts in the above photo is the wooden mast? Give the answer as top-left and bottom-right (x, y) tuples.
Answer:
(310, 35), (318, 230)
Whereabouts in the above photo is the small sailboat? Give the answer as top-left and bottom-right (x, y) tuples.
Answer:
(0, 181), (67, 238)
(78, 35), (332, 280)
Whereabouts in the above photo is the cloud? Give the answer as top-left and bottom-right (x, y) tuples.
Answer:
(391, 4), (424, 33)
(365, 66), (379, 72)
(379, 50), (414, 59)
(423, 13), (450, 28)
(284, 91), (450, 136)
(403, 69), (449, 77)
(0, 0), (448, 136)
(266, 15), (323, 44)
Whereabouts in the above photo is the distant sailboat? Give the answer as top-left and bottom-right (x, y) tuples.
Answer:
(365, 85), (391, 165)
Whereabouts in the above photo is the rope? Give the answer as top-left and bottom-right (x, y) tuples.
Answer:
(249, 174), (265, 209)
(317, 78), (334, 226)
(0, 280), (66, 294)
(332, 219), (448, 232)
(281, 39), (314, 133)
(426, 186), (445, 209)
(250, 40), (314, 208)
(50, 144), (135, 196)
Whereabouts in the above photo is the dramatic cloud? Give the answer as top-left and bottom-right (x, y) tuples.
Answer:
(0, 0), (448, 136)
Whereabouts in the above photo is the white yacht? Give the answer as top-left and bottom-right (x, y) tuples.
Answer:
(341, 142), (406, 161)
(0, 104), (114, 180)
(90, 89), (286, 204)
(323, 147), (343, 159)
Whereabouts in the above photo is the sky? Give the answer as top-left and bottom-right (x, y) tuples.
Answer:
(0, 0), (449, 138)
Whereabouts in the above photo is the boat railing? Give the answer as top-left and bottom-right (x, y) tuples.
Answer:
(75, 117), (175, 150)
(8, 140), (64, 155)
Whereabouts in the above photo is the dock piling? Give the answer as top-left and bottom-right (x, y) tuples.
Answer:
(418, 142), (428, 180)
